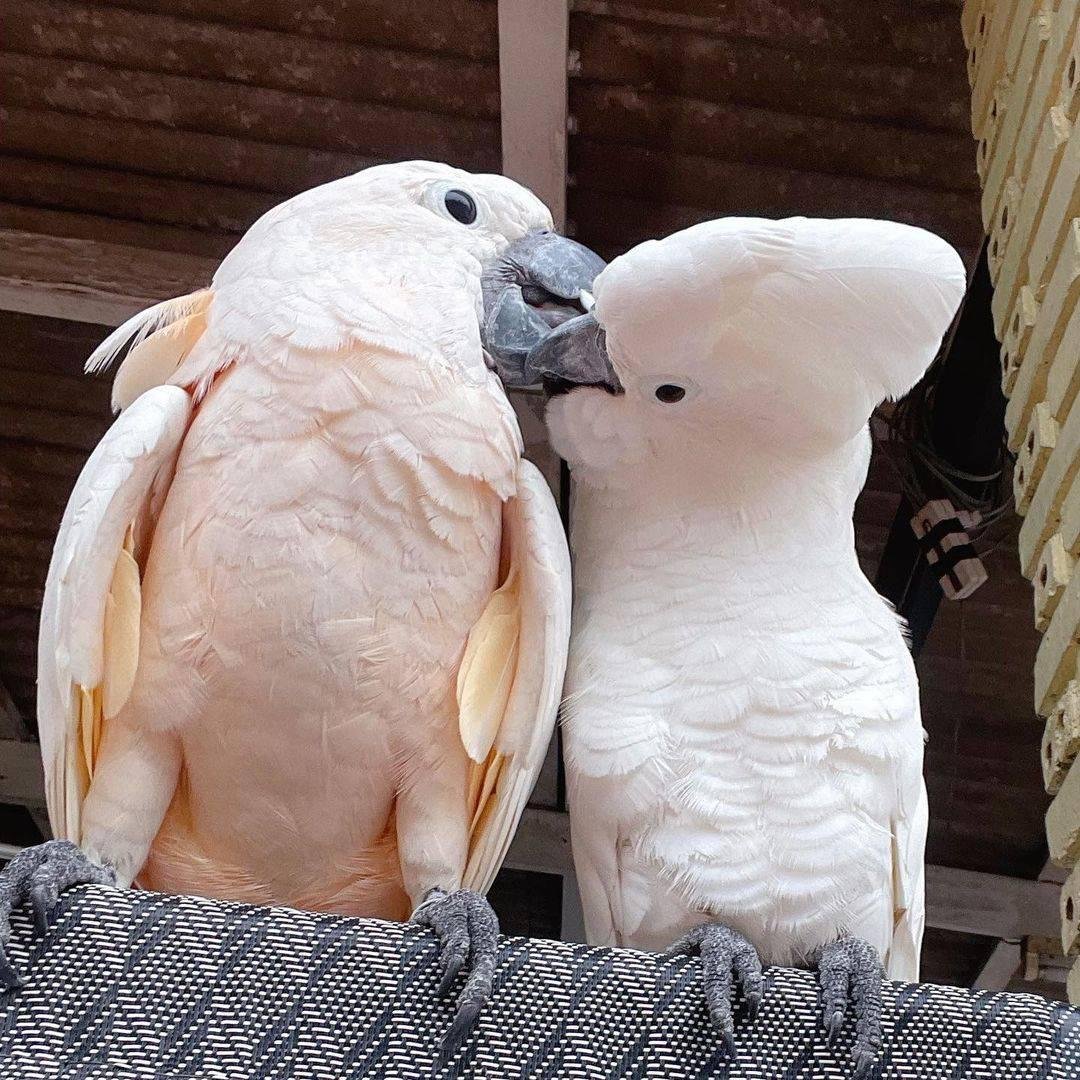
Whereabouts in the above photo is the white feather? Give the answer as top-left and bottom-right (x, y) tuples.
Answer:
(38, 385), (192, 841)
(556, 218), (965, 973)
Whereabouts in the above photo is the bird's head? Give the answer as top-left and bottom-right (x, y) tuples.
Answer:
(533, 217), (966, 491)
(214, 160), (603, 379)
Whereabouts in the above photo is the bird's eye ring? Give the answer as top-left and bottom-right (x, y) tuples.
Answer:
(655, 383), (686, 404)
(443, 189), (477, 225)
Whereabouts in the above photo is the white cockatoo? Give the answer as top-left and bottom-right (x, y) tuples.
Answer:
(523, 217), (965, 1070)
(2, 161), (600, 1037)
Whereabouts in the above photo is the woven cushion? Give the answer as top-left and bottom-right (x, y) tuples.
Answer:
(0, 885), (1076, 1078)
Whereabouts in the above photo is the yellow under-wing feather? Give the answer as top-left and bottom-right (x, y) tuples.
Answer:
(468, 750), (504, 832)
(457, 566), (521, 764)
(456, 460), (572, 894)
(77, 686), (98, 791)
(101, 530), (141, 721)
(112, 306), (210, 412)
(74, 522), (143, 805)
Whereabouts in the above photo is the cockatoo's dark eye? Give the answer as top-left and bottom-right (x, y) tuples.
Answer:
(655, 383), (686, 403)
(443, 189), (477, 225)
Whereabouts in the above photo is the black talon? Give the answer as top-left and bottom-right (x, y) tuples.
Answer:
(445, 1000), (483, 1050)
(719, 1028), (736, 1057)
(0, 953), (20, 992)
(437, 954), (463, 996)
(30, 882), (56, 935)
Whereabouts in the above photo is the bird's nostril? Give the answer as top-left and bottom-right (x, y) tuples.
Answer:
(520, 284), (550, 306)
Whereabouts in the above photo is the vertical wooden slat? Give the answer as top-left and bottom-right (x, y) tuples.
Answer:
(497, 0), (569, 228)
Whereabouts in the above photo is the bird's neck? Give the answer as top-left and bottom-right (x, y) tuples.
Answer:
(569, 435), (870, 571)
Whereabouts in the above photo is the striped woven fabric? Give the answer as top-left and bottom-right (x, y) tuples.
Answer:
(0, 885), (1076, 1078)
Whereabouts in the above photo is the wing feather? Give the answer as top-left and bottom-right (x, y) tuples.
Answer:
(888, 779), (929, 981)
(85, 289), (213, 412)
(38, 384), (193, 841)
(458, 573), (520, 763)
(459, 459), (571, 893)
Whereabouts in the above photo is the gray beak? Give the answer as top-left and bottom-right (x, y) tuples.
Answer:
(481, 230), (606, 388)
(521, 311), (623, 396)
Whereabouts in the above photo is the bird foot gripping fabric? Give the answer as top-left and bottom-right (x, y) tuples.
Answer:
(411, 886), (502, 1049)
(664, 922), (764, 1053)
(662, 927), (886, 1077)
(0, 842), (115, 991)
(813, 936), (885, 1080)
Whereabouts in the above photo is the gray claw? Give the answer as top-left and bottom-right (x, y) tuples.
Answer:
(0, 840), (116, 991)
(666, 922), (764, 1055)
(719, 1028), (736, 1057)
(853, 1050), (877, 1080)
(814, 936), (885, 1071)
(30, 880), (59, 935)
(445, 1000), (484, 1052)
(411, 887), (500, 1050)
(825, 1008), (845, 1046)
(437, 950), (466, 997)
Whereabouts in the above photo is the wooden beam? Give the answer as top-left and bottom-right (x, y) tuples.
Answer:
(0, 228), (217, 327)
(973, 939), (1022, 990)
(497, 0), (569, 228)
(925, 863), (1063, 940)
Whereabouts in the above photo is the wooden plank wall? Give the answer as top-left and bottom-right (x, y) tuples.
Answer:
(567, 0), (985, 263)
(0, 312), (113, 727)
(0, 0), (501, 258)
(963, 0), (1080, 1002)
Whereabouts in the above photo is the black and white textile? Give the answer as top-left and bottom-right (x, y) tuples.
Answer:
(0, 885), (1075, 1078)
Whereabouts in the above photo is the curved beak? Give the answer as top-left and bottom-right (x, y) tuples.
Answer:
(521, 311), (623, 396)
(481, 230), (606, 388)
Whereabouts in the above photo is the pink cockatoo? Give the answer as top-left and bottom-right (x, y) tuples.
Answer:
(1, 161), (598, 1038)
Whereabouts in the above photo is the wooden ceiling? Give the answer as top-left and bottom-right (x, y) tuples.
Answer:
(0, 0), (1062, 993)
(1, 0), (982, 262)
(1, 0), (502, 257)
(567, 0), (983, 260)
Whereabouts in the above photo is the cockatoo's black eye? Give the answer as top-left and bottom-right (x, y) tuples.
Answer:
(655, 383), (686, 404)
(443, 189), (477, 225)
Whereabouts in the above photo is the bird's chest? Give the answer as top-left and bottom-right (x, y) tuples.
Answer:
(565, 555), (915, 822)
(146, 364), (508, 687)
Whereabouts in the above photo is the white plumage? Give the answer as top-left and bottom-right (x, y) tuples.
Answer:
(551, 217), (966, 979)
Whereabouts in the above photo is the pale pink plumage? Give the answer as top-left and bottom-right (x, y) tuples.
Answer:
(38, 162), (571, 918)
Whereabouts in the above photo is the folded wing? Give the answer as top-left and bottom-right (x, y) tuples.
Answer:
(38, 385), (193, 841)
(456, 459), (571, 893)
